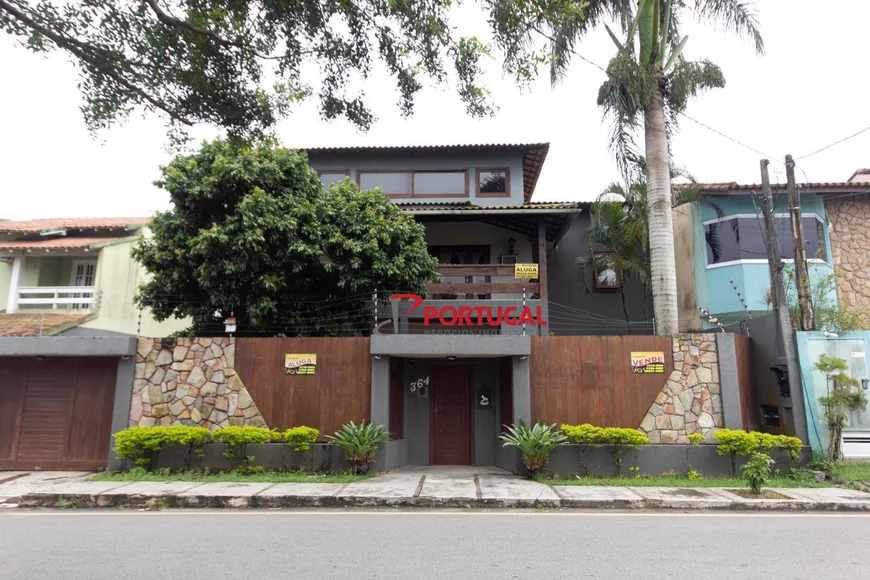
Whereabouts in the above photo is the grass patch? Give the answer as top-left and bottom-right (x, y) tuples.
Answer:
(539, 474), (830, 488)
(835, 461), (870, 482)
(727, 489), (793, 500)
(92, 468), (369, 484)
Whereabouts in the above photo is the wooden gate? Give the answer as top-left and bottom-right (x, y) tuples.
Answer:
(0, 357), (117, 470)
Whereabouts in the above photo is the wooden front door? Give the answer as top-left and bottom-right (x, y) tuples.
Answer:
(0, 357), (117, 471)
(430, 365), (473, 465)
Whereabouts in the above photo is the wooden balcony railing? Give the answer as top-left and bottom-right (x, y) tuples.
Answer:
(427, 264), (540, 296)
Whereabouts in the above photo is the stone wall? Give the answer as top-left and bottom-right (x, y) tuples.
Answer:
(638, 333), (723, 444)
(130, 337), (267, 429)
(827, 194), (870, 315)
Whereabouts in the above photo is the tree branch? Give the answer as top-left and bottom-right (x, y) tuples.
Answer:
(140, 0), (238, 48)
(0, 0), (194, 125)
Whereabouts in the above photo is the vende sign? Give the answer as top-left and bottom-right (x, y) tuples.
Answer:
(391, 294), (547, 327)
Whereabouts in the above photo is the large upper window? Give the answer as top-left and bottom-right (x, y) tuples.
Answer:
(319, 171), (349, 190)
(357, 170), (467, 198)
(704, 215), (826, 265)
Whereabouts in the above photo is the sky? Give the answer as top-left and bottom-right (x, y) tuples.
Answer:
(1, 0), (868, 220)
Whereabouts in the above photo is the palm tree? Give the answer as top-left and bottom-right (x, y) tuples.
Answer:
(577, 196), (649, 332)
(549, 0), (764, 334)
(582, 163), (698, 331)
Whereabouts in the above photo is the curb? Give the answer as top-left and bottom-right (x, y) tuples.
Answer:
(14, 492), (870, 511)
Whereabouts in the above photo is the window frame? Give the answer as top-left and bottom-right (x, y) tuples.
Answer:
(475, 168), (511, 198)
(702, 212), (828, 269)
(356, 169), (469, 199)
(592, 249), (621, 291)
(316, 169), (351, 191)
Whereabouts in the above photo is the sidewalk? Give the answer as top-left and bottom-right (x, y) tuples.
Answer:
(4, 466), (870, 511)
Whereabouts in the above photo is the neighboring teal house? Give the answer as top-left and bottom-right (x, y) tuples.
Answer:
(674, 180), (870, 330)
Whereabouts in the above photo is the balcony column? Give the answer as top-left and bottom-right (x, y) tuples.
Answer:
(536, 220), (549, 301)
(5, 255), (25, 314)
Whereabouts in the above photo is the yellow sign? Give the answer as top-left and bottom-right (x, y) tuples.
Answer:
(514, 263), (539, 279)
(285, 354), (317, 375)
(631, 351), (665, 374)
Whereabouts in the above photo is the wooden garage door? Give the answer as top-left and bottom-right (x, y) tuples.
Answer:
(0, 357), (117, 471)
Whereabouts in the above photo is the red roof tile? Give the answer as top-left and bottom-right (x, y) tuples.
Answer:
(0, 236), (134, 250)
(687, 182), (870, 195)
(0, 217), (149, 233)
(0, 313), (90, 337)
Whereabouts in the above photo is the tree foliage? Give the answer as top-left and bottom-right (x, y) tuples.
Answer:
(1, 0), (579, 142)
(814, 354), (868, 459)
(133, 138), (437, 335)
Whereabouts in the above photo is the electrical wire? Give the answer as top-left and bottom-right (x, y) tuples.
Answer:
(795, 123), (870, 160)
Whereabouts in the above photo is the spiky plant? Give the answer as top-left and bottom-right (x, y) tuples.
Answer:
(499, 420), (568, 476)
(327, 421), (390, 474)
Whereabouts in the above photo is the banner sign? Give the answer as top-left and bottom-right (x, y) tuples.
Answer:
(630, 351), (665, 374)
(390, 294), (547, 328)
(514, 263), (539, 279)
(285, 354), (317, 375)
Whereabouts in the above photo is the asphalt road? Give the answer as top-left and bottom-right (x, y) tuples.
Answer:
(2, 510), (869, 579)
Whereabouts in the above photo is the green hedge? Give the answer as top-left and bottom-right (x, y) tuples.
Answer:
(113, 424), (321, 471)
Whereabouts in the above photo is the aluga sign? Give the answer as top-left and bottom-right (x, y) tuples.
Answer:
(390, 294), (547, 327)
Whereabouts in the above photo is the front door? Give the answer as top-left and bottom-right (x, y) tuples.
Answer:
(430, 365), (473, 465)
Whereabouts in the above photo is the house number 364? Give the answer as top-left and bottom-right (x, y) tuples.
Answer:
(410, 376), (430, 392)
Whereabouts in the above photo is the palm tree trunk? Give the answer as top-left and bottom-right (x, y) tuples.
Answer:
(620, 283), (632, 334)
(643, 83), (679, 335)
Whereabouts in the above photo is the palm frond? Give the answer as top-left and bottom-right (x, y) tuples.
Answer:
(693, 0), (765, 54)
(665, 58), (725, 114)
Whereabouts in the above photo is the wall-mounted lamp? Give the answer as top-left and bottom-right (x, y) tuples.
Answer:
(447, 356), (457, 361)
(824, 331), (840, 338)
(373, 354), (382, 360)
(518, 355), (528, 360)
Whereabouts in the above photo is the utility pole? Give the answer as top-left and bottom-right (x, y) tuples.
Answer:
(760, 159), (809, 444)
(786, 154), (815, 331)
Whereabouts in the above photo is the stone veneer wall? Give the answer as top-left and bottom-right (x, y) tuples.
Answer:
(130, 337), (267, 429)
(638, 333), (723, 444)
(826, 194), (870, 316)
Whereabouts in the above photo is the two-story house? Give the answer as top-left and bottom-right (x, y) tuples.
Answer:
(306, 143), (653, 468)
(0, 218), (189, 337)
(674, 179), (870, 331)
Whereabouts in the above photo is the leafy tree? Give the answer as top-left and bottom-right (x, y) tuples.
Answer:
(775, 264), (869, 333)
(544, 0), (764, 334)
(814, 354), (868, 459)
(0, 0), (572, 142)
(133, 138), (437, 335)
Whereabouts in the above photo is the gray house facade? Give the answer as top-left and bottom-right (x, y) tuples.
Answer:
(306, 143), (653, 470)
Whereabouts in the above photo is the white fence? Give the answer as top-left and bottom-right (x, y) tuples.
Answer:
(16, 286), (96, 309)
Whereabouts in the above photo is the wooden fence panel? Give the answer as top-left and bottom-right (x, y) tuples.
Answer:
(530, 336), (673, 427)
(234, 338), (371, 437)
(733, 334), (760, 431)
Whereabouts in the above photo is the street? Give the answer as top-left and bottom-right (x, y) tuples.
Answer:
(1, 510), (868, 579)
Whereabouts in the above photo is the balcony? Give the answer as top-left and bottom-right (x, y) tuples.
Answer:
(15, 286), (96, 310)
(428, 264), (541, 298)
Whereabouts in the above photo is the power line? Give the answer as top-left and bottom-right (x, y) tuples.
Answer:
(795, 123), (870, 160)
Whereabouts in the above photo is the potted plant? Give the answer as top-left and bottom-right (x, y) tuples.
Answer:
(499, 420), (567, 477)
(327, 421), (389, 474)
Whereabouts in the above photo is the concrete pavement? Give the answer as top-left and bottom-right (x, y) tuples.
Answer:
(3, 466), (870, 510)
(3, 510), (870, 580)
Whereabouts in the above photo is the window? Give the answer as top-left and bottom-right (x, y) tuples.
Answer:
(359, 171), (412, 196)
(412, 171), (466, 196)
(704, 215), (825, 265)
(592, 250), (620, 290)
(477, 169), (509, 197)
(318, 171), (349, 190)
(358, 170), (468, 198)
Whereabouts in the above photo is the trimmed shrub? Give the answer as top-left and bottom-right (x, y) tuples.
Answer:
(211, 426), (283, 473)
(327, 421), (389, 474)
(285, 426), (320, 452)
(716, 429), (804, 477)
(599, 427), (648, 477)
(561, 423), (604, 476)
(113, 426), (211, 470)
